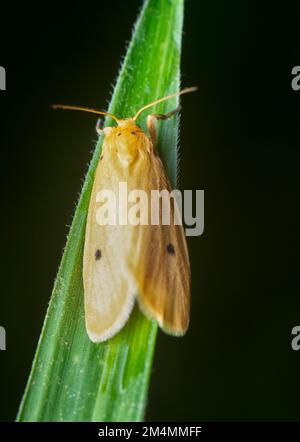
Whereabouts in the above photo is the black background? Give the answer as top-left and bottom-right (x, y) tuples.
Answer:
(0, 0), (300, 421)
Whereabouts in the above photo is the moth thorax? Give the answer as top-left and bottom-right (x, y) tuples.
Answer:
(115, 129), (140, 166)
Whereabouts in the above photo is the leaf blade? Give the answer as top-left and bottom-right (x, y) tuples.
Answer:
(17, 0), (184, 422)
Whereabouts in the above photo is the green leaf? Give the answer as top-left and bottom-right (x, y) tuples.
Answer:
(17, 0), (184, 422)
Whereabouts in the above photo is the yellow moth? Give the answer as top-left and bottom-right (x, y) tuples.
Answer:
(53, 87), (196, 343)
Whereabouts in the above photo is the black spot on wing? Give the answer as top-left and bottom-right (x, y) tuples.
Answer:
(95, 249), (102, 260)
(166, 243), (175, 255)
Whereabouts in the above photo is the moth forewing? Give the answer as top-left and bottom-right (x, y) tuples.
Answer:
(82, 129), (140, 343)
(131, 154), (191, 336)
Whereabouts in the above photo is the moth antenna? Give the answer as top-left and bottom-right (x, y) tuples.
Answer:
(52, 104), (120, 123)
(133, 86), (198, 121)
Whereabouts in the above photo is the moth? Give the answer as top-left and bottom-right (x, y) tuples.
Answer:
(53, 87), (196, 342)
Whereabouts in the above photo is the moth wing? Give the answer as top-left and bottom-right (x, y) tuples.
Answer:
(83, 155), (136, 343)
(127, 154), (191, 335)
(83, 131), (190, 341)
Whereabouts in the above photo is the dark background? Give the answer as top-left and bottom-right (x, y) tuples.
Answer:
(0, 0), (300, 421)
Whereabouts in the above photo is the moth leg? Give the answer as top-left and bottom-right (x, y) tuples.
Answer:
(96, 117), (104, 135)
(147, 106), (181, 144)
(96, 119), (114, 137)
